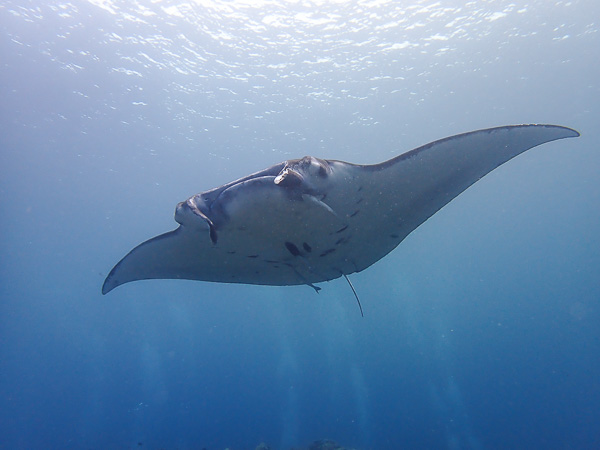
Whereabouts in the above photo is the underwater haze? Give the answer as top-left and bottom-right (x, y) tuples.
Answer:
(1, 1), (599, 449)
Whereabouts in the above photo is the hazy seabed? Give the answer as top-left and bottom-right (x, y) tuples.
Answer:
(1, 1), (599, 449)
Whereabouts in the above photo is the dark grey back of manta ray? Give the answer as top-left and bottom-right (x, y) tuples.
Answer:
(102, 124), (579, 295)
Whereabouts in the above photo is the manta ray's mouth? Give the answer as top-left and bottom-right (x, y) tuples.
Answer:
(175, 198), (213, 226)
(185, 197), (203, 216)
(176, 197), (219, 243)
(174, 201), (192, 225)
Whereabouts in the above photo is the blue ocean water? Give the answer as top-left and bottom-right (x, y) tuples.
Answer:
(1, 1), (599, 449)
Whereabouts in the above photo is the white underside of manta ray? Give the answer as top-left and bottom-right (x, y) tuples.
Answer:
(102, 124), (579, 299)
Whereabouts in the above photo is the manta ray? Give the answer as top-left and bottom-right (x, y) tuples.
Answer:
(102, 124), (579, 311)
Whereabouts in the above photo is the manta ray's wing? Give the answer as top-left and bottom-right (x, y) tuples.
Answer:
(102, 163), (286, 294)
(102, 228), (197, 295)
(102, 124), (579, 294)
(317, 124), (580, 274)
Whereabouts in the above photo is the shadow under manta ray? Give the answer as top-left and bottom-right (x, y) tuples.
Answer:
(102, 124), (580, 312)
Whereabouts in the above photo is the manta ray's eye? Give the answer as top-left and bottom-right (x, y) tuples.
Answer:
(307, 157), (328, 177)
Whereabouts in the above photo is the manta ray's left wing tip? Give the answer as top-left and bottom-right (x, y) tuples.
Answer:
(102, 263), (122, 295)
(101, 279), (112, 295)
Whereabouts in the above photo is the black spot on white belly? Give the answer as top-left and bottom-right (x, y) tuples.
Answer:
(349, 210), (359, 217)
(335, 225), (348, 234)
(303, 242), (312, 252)
(320, 248), (336, 257)
(285, 241), (300, 256)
